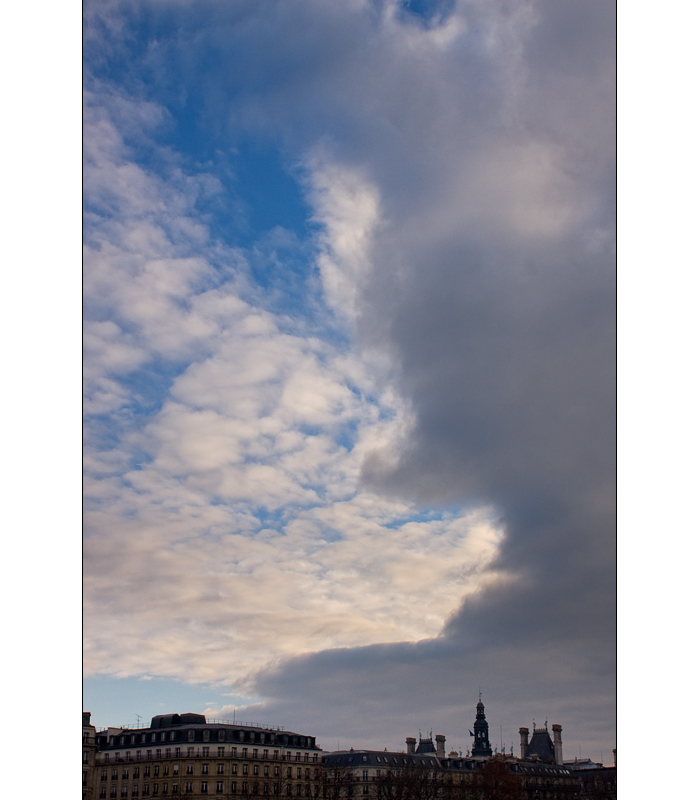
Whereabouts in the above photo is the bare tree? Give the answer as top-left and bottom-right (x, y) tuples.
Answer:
(471, 759), (525, 800)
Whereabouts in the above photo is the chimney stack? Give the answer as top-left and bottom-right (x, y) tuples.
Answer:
(435, 735), (445, 758)
(406, 737), (416, 755)
(518, 727), (529, 760)
(551, 724), (563, 765)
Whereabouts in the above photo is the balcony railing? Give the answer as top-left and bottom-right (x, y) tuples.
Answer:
(101, 752), (320, 764)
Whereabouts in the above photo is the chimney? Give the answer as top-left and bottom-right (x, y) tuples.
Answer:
(406, 737), (416, 755)
(435, 735), (446, 759)
(551, 724), (563, 765)
(518, 728), (529, 760)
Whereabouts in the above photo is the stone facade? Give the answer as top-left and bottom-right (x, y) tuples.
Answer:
(87, 714), (323, 800)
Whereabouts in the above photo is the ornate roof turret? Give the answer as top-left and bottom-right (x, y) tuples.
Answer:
(471, 697), (493, 759)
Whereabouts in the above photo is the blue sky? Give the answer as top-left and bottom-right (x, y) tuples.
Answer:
(83, 0), (617, 760)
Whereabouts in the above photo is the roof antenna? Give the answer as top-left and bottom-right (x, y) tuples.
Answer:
(136, 714), (141, 727)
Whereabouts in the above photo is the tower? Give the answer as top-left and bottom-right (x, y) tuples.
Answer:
(435, 734), (446, 758)
(471, 698), (493, 758)
(551, 724), (563, 765)
(519, 727), (529, 759)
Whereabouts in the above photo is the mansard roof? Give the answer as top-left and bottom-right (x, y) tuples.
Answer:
(525, 729), (556, 763)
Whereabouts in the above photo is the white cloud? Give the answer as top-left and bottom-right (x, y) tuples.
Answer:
(83, 89), (507, 693)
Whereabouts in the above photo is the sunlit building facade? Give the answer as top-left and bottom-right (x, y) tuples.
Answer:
(89, 714), (323, 800)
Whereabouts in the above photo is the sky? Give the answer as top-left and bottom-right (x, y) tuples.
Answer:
(82, 0), (616, 762)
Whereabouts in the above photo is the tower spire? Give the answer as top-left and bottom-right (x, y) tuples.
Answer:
(471, 695), (493, 759)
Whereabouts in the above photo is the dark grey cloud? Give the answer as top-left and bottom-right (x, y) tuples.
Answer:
(234, 0), (614, 758)
(86, 0), (615, 760)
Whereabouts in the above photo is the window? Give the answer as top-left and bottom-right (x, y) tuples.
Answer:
(286, 786), (291, 796)
(161, 733), (167, 742)
(362, 789), (368, 796)
(113, 770), (119, 781)
(203, 730), (210, 742)
(305, 788), (310, 797)
(305, 770), (309, 780)
(121, 787), (129, 798)
(274, 768), (279, 777)
(135, 768), (140, 779)
(145, 767), (151, 778)
(254, 766), (259, 776)
(132, 786), (139, 797)
(162, 784), (169, 795)
(156, 750), (162, 759)
(296, 786), (302, 796)
(232, 783), (237, 794)
(175, 748), (181, 758)
(304, 754), (309, 763)
(153, 786), (159, 796)
(104, 754), (111, 763)
(295, 754), (301, 762)
(111, 788), (117, 799)
(264, 766), (269, 777)
(171, 732), (176, 741)
(216, 783), (224, 794)
(242, 749), (248, 758)
(296, 769), (301, 779)
(232, 765), (238, 775)
(286, 769), (292, 779)
(188, 731), (195, 743)
(263, 786), (269, 795)
(217, 765), (224, 775)
(203, 748), (210, 757)
(242, 784), (248, 795)
(102, 770), (108, 782)
(219, 731), (225, 742)
(243, 766), (249, 776)
(172, 785), (178, 795)
(154, 766), (160, 777)
(218, 748), (225, 757)
(253, 750), (258, 759)
(173, 766), (179, 776)
(100, 790), (107, 799)
(273, 752), (279, 760)
(164, 767), (169, 777)
(137, 752), (142, 762)
(185, 783), (193, 795)
(186, 766), (193, 776)
(201, 782), (209, 794)
(263, 751), (269, 760)
(232, 748), (238, 757)
(124, 769), (130, 780)
(166, 750), (171, 759)
(147, 751), (153, 760)
(187, 748), (194, 758)
(202, 765), (209, 775)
